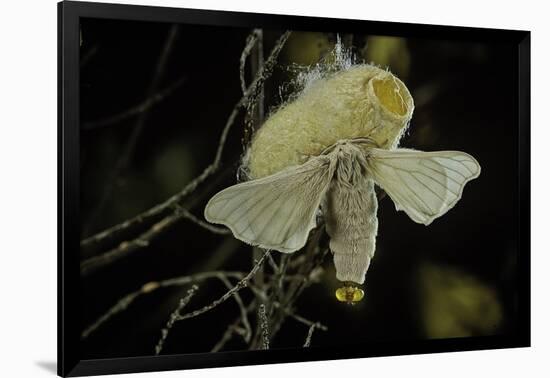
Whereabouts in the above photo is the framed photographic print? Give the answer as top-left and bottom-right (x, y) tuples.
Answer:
(58, 1), (530, 376)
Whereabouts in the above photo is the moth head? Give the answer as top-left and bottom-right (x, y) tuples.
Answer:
(335, 283), (365, 305)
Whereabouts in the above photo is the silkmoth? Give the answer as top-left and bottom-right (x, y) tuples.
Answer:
(204, 64), (480, 303)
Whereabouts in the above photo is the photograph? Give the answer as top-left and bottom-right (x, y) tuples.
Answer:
(78, 16), (520, 361)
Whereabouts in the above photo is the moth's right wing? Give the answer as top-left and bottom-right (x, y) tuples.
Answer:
(367, 148), (480, 225)
(204, 156), (336, 253)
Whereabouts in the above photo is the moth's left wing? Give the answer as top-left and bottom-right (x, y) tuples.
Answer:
(204, 155), (336, 253)
(367, 148), (480, 225)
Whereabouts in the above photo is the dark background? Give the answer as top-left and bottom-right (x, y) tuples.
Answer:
(79, 18), (518, 359)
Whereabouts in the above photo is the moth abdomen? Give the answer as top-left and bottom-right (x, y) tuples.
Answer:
(325, 154), (378, 286)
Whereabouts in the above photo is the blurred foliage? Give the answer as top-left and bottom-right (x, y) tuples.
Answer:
(362, 36), (411, 79)
(417, 263), (503, 338)
(150, 140), (196, 199)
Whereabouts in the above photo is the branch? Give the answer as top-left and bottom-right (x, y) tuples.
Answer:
(80, 31), (292, 273)
(240, 29), (262, 94)
(81, 207), (227, 276)
(80, 291), (141, 340)
(217, 275), (252, 343)
(174, 205), (230, 235)
(81, 213), (182, 275)
(287, 311), (328, 332)
(81, 271), (245, 339)
(82, 75), (187, 130)
(211, 300), (257, 352)
(258, 304), (270, 350)
(261, 234), (330, 345)
(303, 322), (321, 347)
(83, 24), (181, 235)
(174, 251), (270, 322)
(155, 285), (199, 355)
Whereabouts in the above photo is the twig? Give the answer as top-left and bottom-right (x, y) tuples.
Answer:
(81, 271), (244, 339)
(217, 275), (252, 343)
(80, 31), (292, 273)
(288, 312), (328, 332)
(81, 213), (182, 275)
(211, 300), (256, 352)
(82, 75), (187, 130)
(240, 29), (262, 94)
(211, 323), (245, 353)
(175, 205), (230, 235)
(258, 304), (270, 350)
(155, 285), (199, 355)
(245, 29), (268, 348)
(83, 24), (181, 235)
(80, 291), (141, 340)
(266, 252), (280, 273)
(81, 206), (227, 275)
(263, 236), (329, 344)
(80, 156), (237, 260)
(303, 322), (321, 347)
(174, 251), (270, 322)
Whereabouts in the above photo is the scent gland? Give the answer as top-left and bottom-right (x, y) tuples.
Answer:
(335, 285), (365, 304)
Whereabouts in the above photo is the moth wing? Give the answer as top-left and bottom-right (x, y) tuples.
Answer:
(204, 156), (335, 253)
(368, 148), (480, 225)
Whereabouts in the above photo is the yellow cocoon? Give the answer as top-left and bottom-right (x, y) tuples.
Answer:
(247, 64), (415, 179)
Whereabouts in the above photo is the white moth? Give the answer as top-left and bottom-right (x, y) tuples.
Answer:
(204, 64), (481, 303)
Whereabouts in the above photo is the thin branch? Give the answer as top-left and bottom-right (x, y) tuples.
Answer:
(81, 271), (244, 339)
(81, 213), (182, 275)
(83, 24), (181, 235)
(174, 205), (230, 235)
(262, 239), (330, 345)
(266, 252), (281, 273)
(211, 323), (246, 353)
(245, 284), (329, 349)
(81, 206), (227, 275)
(287, 312), (328, 332)
(258, 304), (270, 350)
(211, 300), (257, 352)
(82, 75), (187, 130)
(303, 322), (321, 348)
(245, 29), (268, 342)
(174, 251), (270, 322)
(155, 285), (199, 355)
(217, 275), (252, 343)
(243, 29), (265, 148)
(81, 291), (141, 340)
(240, 29), (262, 94)
(80, 31), (292, 273)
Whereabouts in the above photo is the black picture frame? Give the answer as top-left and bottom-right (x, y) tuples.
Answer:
(58, 1), (531, 376)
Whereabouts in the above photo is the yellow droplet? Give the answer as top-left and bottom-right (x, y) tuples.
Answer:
(335, 285), (365, 304)
(352, 288), (365, 302)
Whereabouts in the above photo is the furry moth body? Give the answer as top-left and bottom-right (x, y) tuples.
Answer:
(325, 142), (378, 284)
(204, 64), (481, 302)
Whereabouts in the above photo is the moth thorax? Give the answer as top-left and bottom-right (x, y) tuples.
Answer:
(333, 144), (369, 186)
